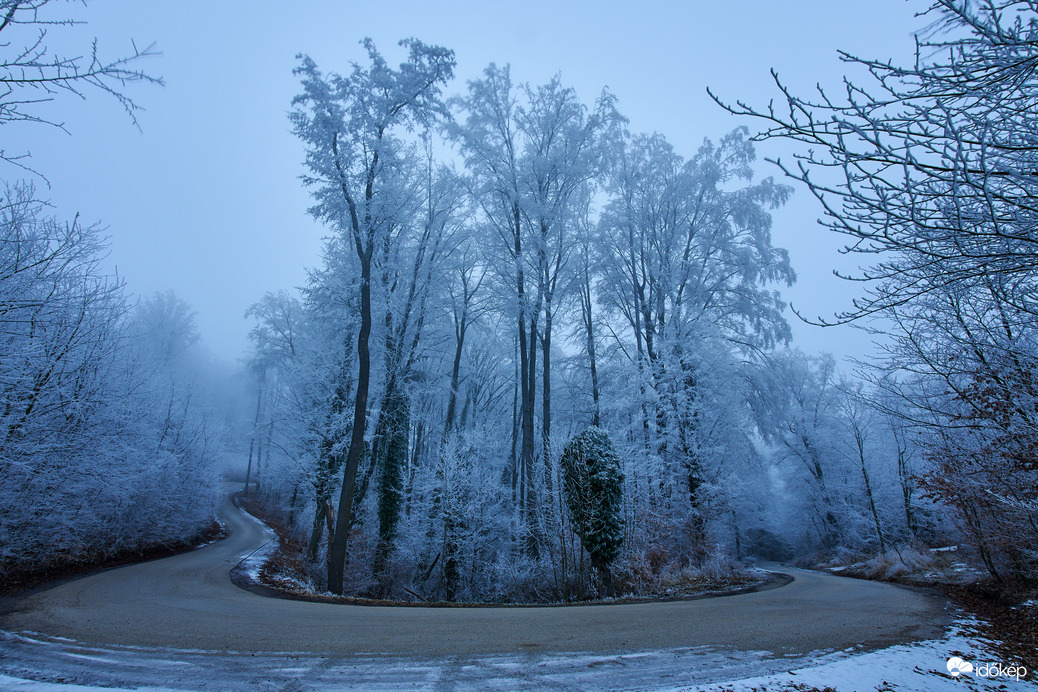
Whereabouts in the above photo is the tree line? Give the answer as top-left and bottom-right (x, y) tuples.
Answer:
(5, 0), (1033, 599)
(0, 1), (222, 585)
(242, 10), (1027, 602)
(714, 0), (1038, 584)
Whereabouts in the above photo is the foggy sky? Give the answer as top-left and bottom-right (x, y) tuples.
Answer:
(13, 1), (921, 364)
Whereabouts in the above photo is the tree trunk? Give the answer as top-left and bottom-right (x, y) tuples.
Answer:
(522, 314), (539, 555)
(509, 346), (519, 504)
(306, 458), (333, 561)
(404, 420), (423, 518)
(374, 386), (409, 593)
(856, 431), (887, 553)
(580, 264), (601, 427)
(590, 554), (611, 599)
(326, 245), (372, 595)
(894, 430), (917, 538)
(541, 310), (552, 490)
(512, 201), (539, 556)
(443, 310), (467, 440)
(244, 381), (263, 498)
(308, 349), (352, 562)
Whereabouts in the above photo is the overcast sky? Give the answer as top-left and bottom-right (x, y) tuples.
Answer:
(14, 1), (924, 364)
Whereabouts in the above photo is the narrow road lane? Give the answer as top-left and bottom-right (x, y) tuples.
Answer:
(0, 494), (949, 659)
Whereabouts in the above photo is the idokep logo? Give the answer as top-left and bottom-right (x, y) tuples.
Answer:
(947, 656), (1028, 681)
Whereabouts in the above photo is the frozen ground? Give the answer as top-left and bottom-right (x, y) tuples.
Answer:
(0, 618), (1032, 690)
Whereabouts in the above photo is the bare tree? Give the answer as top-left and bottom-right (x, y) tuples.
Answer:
(0, 0), (161, 174)
(713, 0), (1038, 579)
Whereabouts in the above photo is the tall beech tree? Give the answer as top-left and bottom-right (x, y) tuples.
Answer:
(451, 66), (616, 548)
(290, 39), (455, 595)
(597, 129), (794, 544)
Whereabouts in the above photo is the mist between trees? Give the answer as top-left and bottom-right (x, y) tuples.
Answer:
(2, 0), (1036, 602)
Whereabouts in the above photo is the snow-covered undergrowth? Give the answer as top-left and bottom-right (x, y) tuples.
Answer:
(812, 544), (987, 586)
(632, 560), (771, 600)
(241, 492), (766, 605)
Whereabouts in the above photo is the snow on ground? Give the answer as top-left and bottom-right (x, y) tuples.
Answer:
(0, 675), (128, 691)
(686, 618), (1034, 692)
(228, 498), (277, 586)
(0, 630), (780, 690)
(0, 618), (1032, 691)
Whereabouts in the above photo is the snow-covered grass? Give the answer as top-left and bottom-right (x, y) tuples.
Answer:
(814, 544), (988, 586)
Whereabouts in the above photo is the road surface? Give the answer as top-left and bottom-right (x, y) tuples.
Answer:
(0, 494), (952, 688)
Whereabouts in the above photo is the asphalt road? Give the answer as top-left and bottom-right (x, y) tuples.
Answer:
(0, 494), (950, 660)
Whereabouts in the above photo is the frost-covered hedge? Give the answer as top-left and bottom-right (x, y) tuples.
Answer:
(0, 186), (220, 579)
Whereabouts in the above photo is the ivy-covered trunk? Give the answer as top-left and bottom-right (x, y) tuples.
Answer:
(373, 386), (409, 594)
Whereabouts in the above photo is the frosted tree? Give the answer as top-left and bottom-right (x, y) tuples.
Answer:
(369, 159), (463, 593)
(244, 290), (335, 554)
(441, 247), (486, 440)
(0, 186), (127, 565)
(451, 65), (616, 551)
(838, 384), (888, 553)
(290, 39), (455, 594)
(449, 65), (538, 539)
(126, 290), (221, 544)
(597, 128), (793, 555)
(513, 77), (618, 470)
(750, 352), (851, 549)
(571, 184), (603, 427)
(133, 290), (200, 365)
(412, 427), (511, 601)
(0, 194), (218, 577)
(714, 0), (1038, 580)
(0, 2), (223, 586)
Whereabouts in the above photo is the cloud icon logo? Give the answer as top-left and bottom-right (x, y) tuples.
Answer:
(947, 657), (974, 677)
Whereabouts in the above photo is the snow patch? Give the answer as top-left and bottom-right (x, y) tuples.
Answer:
(686, 618), (1033, 692)
(0, 676), (140, 691)
(229, 500), (277, 587)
